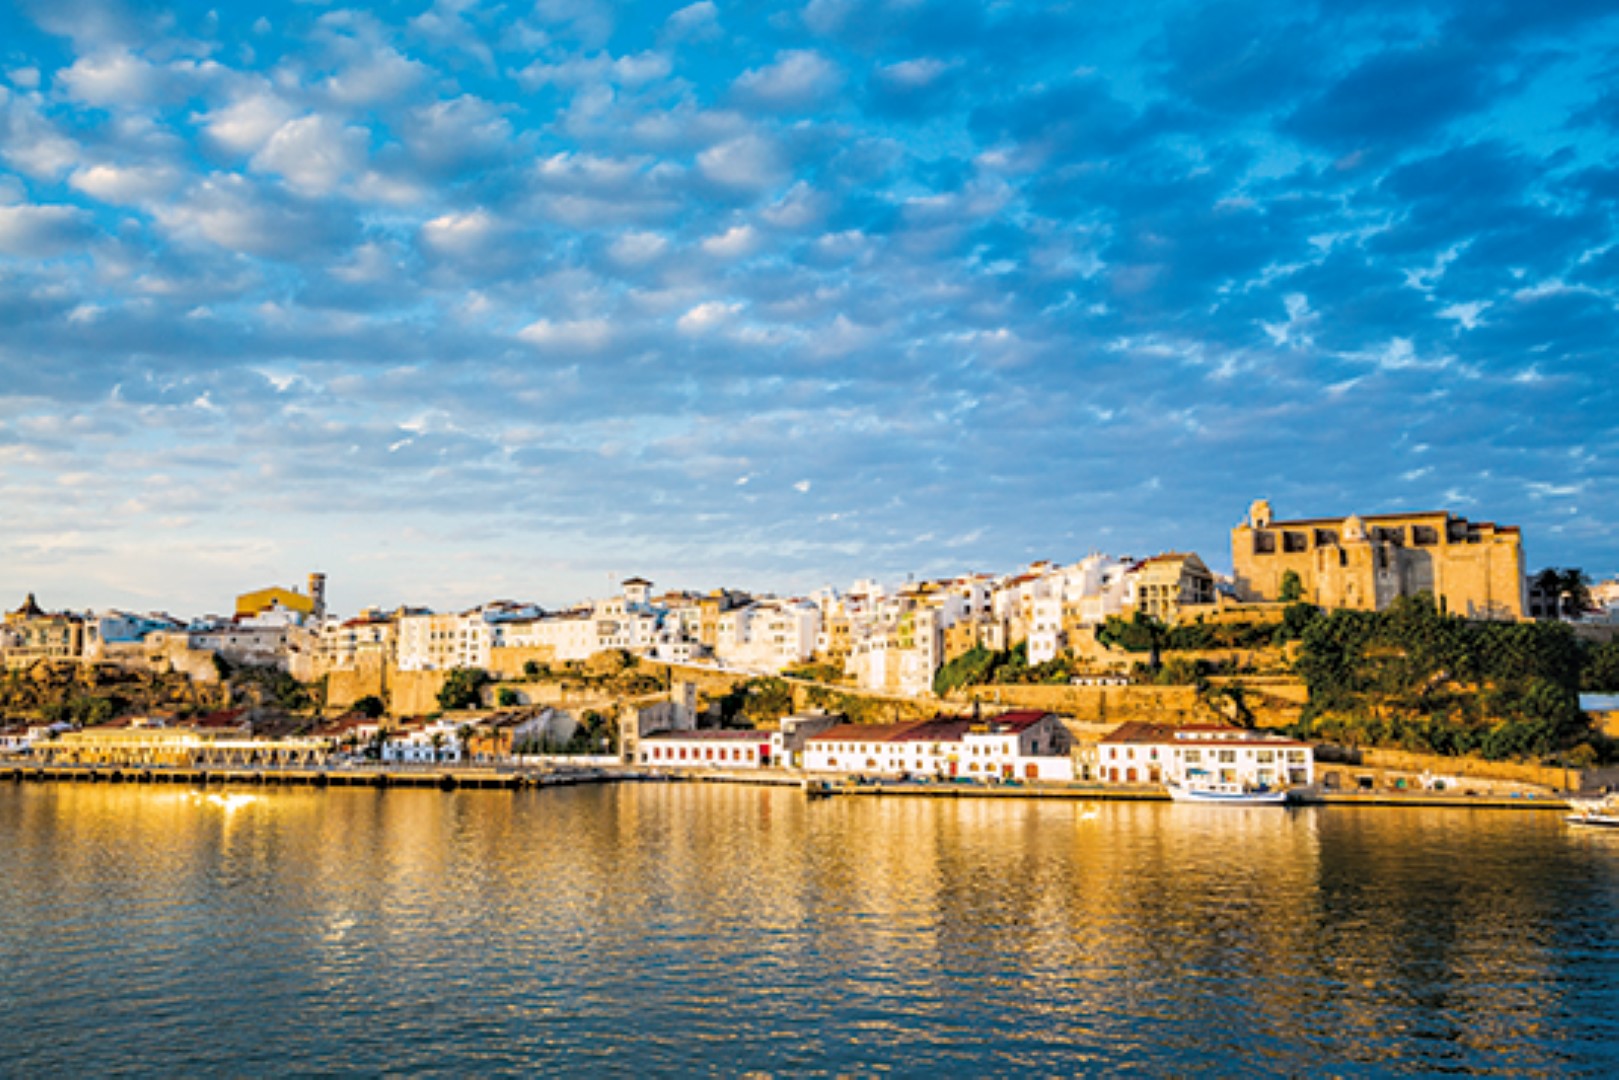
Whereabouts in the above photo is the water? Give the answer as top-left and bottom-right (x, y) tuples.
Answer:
(1, 783), (1617, 1076)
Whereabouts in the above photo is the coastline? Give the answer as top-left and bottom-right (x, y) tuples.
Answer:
(1, 762), (1576, 811)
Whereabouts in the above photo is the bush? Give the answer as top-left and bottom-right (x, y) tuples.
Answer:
(438, 667), (489, 711)
(1294, 593), (1592, 760)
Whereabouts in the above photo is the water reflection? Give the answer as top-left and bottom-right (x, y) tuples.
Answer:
(1, 784), (1616, 1076)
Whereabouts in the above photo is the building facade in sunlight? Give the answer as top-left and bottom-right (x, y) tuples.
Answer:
(1231, 500), (1526, 620)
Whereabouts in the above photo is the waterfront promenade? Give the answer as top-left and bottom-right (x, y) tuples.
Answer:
(1, 761), (1575, 810)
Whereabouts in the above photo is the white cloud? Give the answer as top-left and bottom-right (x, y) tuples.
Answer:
(201, 92), (298, 156)
(878, 57), (956, 89)
(701, 223), (759, 258)
(663, 1), (720, 42)
(609, 231), (669, 264)
(677, 300), (740, 333)
(1437, 301), (1487, 331)
(58, 51), (168, 107)
(0, 88), (83, 178)
(403, 95), (512, 171)
(697, 134), (787, 190)
(0, 204), (95, 257)
(251, 114), (369, 195)
(802, 0), (859, 35)
(762, 181), (828, 230)
(321, 47), (429, 107)
(530, 0), (616, 48)
(421, 208), (499, 258)
(514, 51), (672, 90)
(153, 174), (332, 258)
(732, 50), (842, 109)
(516, 318), (614, 350)
(70, 163), (183, 205)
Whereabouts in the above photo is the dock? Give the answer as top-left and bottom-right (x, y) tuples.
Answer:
(0, 763), (660, 792)
(0, 764), (1575, 810)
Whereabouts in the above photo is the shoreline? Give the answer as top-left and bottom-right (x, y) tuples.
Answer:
(1, 762), (1577, 811)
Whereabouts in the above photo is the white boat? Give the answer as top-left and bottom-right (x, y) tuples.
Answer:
(1166, 778), (1291, 805)
(1566, 795), (1619, 828)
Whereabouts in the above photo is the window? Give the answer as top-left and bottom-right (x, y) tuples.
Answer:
(1218, 750), (1236, 764)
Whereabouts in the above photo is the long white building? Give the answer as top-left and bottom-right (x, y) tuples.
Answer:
(1097, 722), (1314, 788)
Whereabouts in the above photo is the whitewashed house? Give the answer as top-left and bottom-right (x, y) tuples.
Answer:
(639, 728), (779, 769)
(803, 712), (1074, 781)
(1098, 722), (1314, 788)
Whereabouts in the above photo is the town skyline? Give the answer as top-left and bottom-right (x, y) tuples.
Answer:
(3, 1), (1617, 614)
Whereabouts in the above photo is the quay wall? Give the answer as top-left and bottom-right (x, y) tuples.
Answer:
(1323, 746), (1619, 794)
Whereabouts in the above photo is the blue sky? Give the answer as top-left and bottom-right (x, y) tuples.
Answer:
(1, 0), (1616, 617)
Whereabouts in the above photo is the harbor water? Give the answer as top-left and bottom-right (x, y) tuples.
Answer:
(1, 782), (1616, 1075)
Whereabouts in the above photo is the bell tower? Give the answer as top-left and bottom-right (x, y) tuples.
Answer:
(308, 572), (327, 621)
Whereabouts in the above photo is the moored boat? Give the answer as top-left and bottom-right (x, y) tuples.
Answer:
(1166, 779), (1291, 805)
(1565, 795), (1619, 828)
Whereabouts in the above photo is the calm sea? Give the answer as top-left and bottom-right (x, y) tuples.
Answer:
(1, 782), (1616, 1076)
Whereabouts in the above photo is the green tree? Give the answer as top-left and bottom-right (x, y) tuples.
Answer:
(497, 688), (520, 708)
(437, 667), (489, 711)
(1279, 570), (1304, 603)
(1585, 640), (1619, 692)
(352, 695), (386, 719)
(1559, 569), (1592, 619)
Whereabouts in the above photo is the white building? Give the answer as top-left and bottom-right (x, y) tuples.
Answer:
(639, 728), (779, 769)
(380, 719), (465, 764)
(803, 712), (1074, 782)
(317, 611), (397, 670)
(1097, 722), (1314, 788)
(714, 598), (822, 672)
(83, 611), (183, 658)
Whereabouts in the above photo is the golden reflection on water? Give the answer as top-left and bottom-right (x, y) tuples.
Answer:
(1, 782), (1614, 1075)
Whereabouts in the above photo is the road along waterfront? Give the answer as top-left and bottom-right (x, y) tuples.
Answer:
(2, 782), (1616, 1076)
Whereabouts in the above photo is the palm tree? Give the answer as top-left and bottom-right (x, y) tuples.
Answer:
(1559, 568), (1592, 620)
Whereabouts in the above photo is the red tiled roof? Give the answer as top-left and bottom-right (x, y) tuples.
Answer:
(1101, 720), (1307, 747)
(976, 710), (1051, 733)
(808, 716), (996, 744)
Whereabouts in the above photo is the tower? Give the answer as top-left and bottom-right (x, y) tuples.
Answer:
(308, 573), (327, 622)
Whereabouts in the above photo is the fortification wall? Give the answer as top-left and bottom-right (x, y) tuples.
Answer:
(957, 683), (1201, 724)
(325, 658), (388, 710)
(487, 645), (557, 680)
(390, 669), (451, 716)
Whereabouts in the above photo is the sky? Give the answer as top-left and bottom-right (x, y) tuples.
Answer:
(1, 0), (1617, 618)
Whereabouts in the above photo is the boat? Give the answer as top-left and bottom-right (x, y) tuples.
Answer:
(1166, 777), (1291, 805)
(1565, 795), (1619, 828)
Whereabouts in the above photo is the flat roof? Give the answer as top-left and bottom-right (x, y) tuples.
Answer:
(642, 729), (774, 741)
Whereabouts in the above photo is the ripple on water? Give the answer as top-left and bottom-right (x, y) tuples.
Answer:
(2, 787), (1618, 1076)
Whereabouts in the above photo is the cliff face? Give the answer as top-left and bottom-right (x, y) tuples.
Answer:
(0, 660), (227, 723)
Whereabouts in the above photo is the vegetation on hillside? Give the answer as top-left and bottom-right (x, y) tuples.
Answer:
(437, 667), (490, 711)
(517, 651), (665, 698)
(1287, 594), (1604, 763)
(1096, 606), (1314, 654)
(1582, 639), (1619, 693)
(714, 677), (795, 726)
